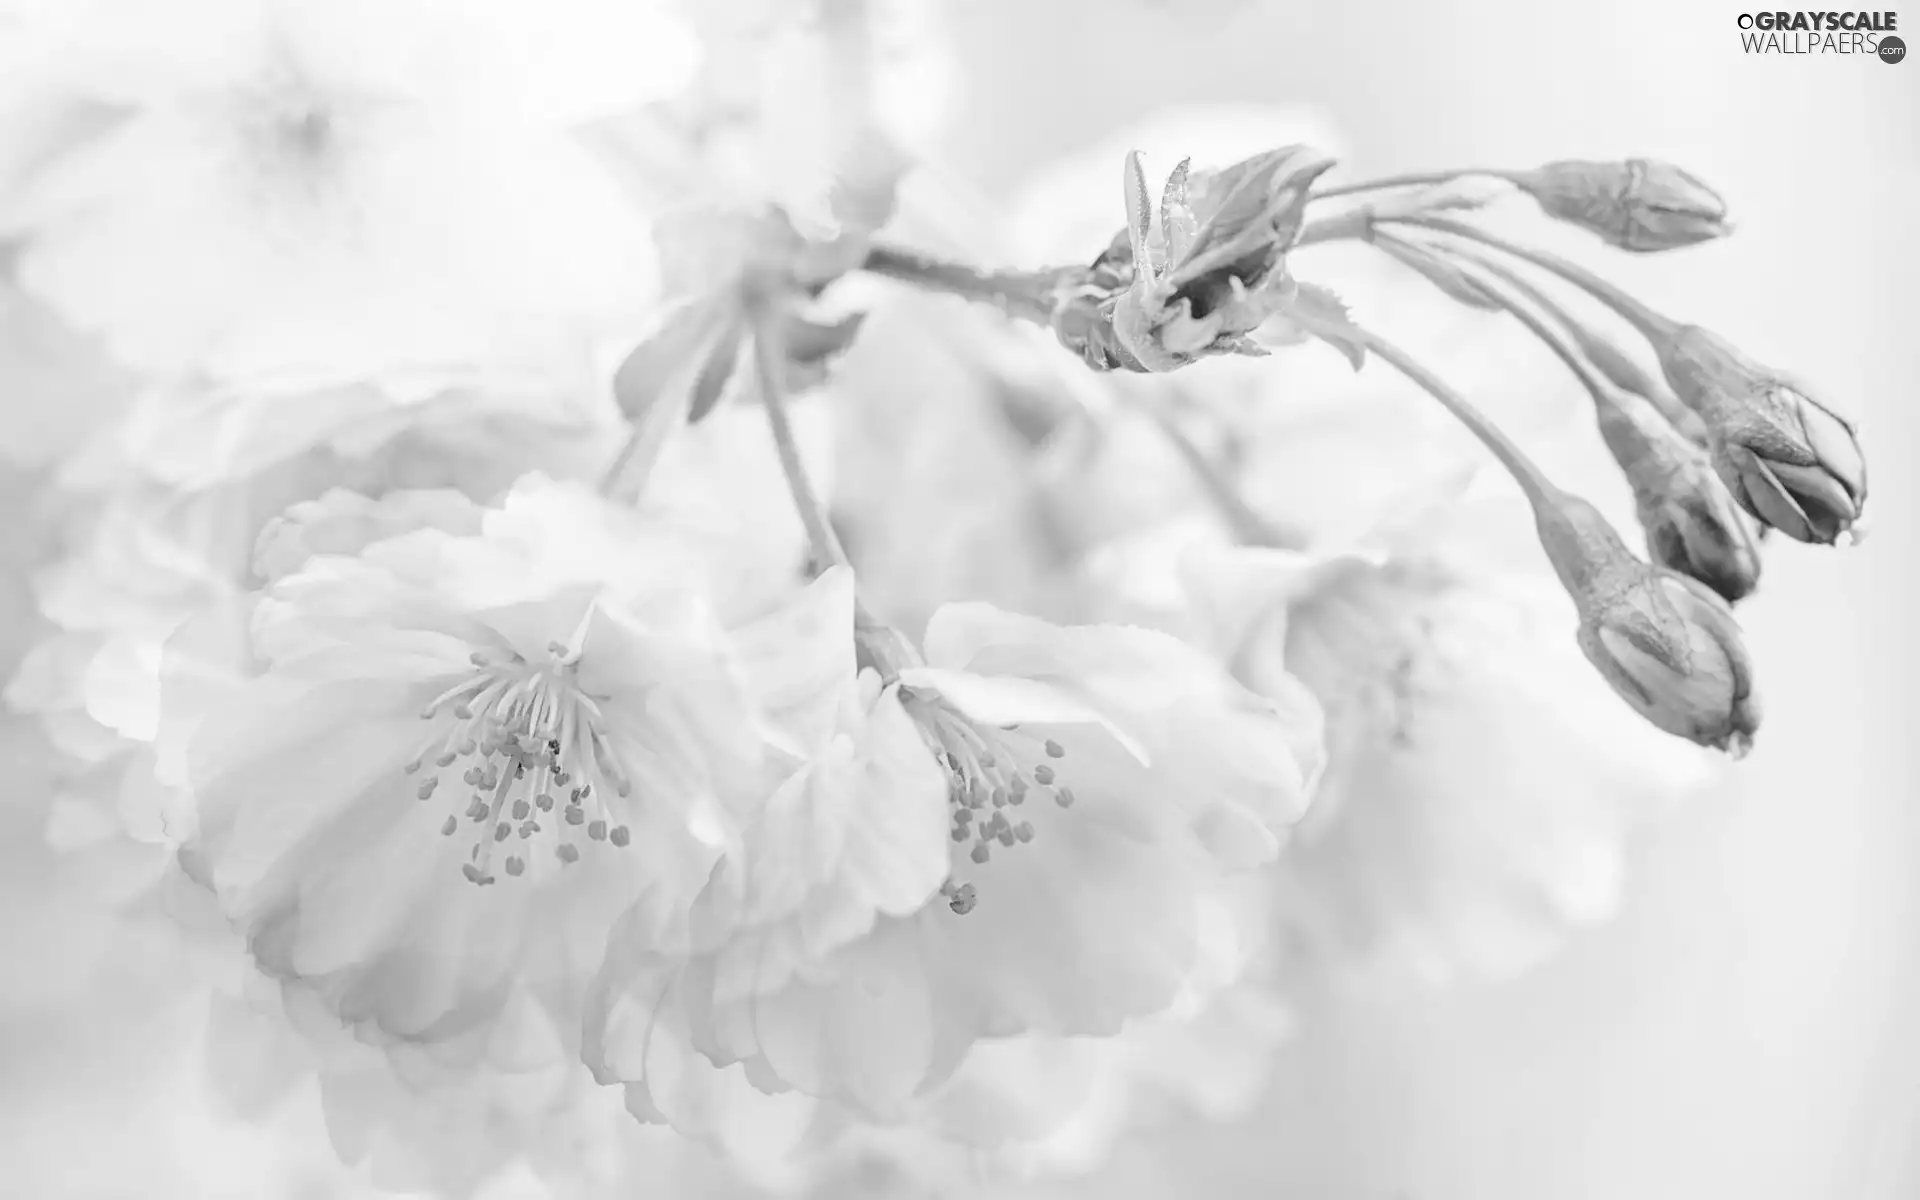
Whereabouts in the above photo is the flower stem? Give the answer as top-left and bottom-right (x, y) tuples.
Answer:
(753, 310), (850, 573)
(860, 243), (1063, 324)
(1385, 214), (1678, 341)
(1451, 245), (1705, 440)
(1354, 324), (1561, 513)
(1381, 231), (1613, 397)
(1144, 394), (1305, 550)
(1311, 168), (1513, 201)
(1294, 207), (1375, 248)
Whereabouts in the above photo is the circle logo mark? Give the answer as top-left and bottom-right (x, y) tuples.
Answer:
(1882, 35), (1907, 63)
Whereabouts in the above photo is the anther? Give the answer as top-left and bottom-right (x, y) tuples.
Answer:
(511, 799), (530, 820)
(440, 816), (457, 836)
(1033, 765), (1055, 785)
(947, 882), (977, 915)
(1055, 786), (1076, 808)
(415, 779), (437, 800)
(556, 844), (580, 865)
(610, 825), (631, 848)
(588, 820), (607, 841)
(1044, 739), (1065, 759)
(1015, 822), (1034, 843)
(565, 807), (584, 826)
(970, 843), (991, 865)
(505, 856), (525, 877)
(535, 793), (554, 811)
(493, 822), (510, 842)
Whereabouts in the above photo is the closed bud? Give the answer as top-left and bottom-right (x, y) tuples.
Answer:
(1590, 385), (1763, 603)
(1654, 325), (1867, 544)
(1638, 456), (1764, 604)
(1515, 158), (1730, 252)
(1534, 488), (1761, 755)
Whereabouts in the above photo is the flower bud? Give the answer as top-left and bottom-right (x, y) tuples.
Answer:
(1590, 386), (1763, 603)
(1515, 158), (1730, 252)
(1637, 457), (1763, 604)
(1654, 325), (1867, 544)
(1100, 145), (1337, 371)
(1534, 488), (1760, 754)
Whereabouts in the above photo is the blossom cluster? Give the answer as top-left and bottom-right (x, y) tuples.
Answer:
(0, 1), (1867, 1196)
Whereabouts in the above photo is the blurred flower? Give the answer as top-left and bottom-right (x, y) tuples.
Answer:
(161, 475), (800, 1076)
(609, 0), (957, 225)
(194, 959), (756, 1199)
(585, 601), (1322, 1139)
(815, 877), (1290, 1191)
(0, 0), (696, 383)
(1051, 315), (1724, 987)
(1182, 488), (1719, 987)
(1514, 158), (1730, 252)
(823, 287), (1114, 636)
(0, 258), (134, 468)
(6, 394), (630, 898)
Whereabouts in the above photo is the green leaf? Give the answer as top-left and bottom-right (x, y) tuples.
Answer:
(1160, 157), (1197, 265)
(1165, 147), (1328, 293)
(1123, 150), (1156, 286)
(1276, 281), (1368, 370)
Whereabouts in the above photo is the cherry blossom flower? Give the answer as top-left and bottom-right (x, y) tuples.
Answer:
(0, 0), (697, 383)
(1180, 477), (1720, 988)
(805, 876), (1291, 1192)
(604, 0), (956, 225)
(584, 598), (1323, 1139)
(158, 475), (822, 1077)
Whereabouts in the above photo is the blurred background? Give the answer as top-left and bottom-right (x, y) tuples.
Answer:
(1, 1), (1915, 1198)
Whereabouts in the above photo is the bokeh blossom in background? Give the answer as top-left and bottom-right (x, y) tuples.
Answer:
(0, 1), (1911, 1198)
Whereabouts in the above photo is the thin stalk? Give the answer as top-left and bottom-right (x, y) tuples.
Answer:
(1378, 231), (1613, 398)
(1295, 206), (1374, 248)
(1142, 396), (1305, 550)
(1355, 324), (1560, 513)
(861, 244), (1062, 325)
(1385, 214), (1678, 341)
(752, 304), (910, 674)
(598, 432), (643, 499)
(753, 309), (850, 573)
(1311, 168), (1513, 201)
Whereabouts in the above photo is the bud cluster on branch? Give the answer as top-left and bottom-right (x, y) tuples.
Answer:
(843, 150), (1869, 759)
